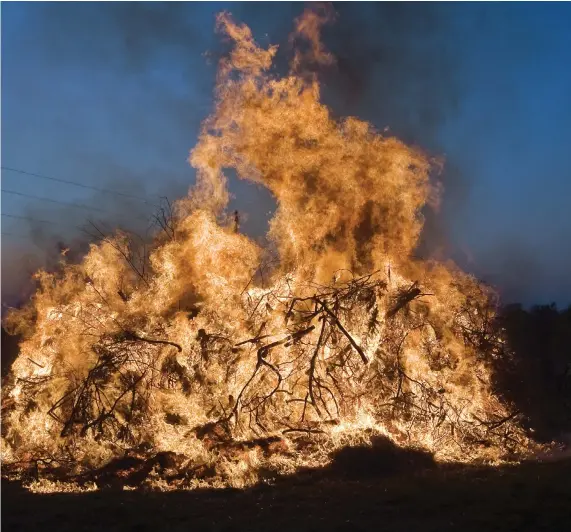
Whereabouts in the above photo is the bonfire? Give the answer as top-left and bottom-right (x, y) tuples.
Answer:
(1, 8), (535, 492)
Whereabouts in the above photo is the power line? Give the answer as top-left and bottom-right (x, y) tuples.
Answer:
(2, 188), (154, 222)
(1, 213), (149, 236)
(1, 166), (157, 205)
(1, 213), (63, 225)
(2, 188), (109, 214)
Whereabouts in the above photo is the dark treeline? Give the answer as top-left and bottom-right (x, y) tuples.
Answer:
(2, 303), (571, 442)
(495, 303), (571, 442)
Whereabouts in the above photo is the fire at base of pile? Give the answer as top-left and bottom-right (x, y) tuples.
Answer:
(0, 266), (535, 492)
(1, 8), (538, 492)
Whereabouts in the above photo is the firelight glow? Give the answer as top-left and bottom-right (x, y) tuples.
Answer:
(1, 8), (537, 492)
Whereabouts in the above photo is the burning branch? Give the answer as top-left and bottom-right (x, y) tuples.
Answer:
(316, 298), (369, 365)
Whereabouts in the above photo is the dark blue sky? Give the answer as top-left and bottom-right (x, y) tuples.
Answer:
(2, 2), (571, 307)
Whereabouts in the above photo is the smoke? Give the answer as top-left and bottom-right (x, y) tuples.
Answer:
(0, 2), (479, 309)
(212, 3), (471, 261)
(318, 4), (470, 262)
(1, 162), (192, 310)
(209, 2), (469, 257)
(1, 3), (209, 308)
(5, 3), (566, 308)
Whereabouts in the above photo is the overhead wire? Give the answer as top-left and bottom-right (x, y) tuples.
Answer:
(2, 213), (64, 225)
(1, 166), (173, 245)
(1, 166), (158, 206)
(1, 213), (98, 233)
(2, 188), (109, 213)
(2, 188), (152, 221)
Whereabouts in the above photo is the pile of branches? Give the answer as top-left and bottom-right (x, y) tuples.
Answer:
(222, 272), (524, 451)
(2, 268), (529, 487)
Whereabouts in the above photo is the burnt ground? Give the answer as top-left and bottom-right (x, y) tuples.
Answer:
(2, 456), (571, 531)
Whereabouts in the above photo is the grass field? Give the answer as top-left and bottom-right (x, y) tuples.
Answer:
(3, 456), (571, 531)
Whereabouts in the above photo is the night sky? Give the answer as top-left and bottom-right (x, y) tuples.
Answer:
(2, 2), (571, 308)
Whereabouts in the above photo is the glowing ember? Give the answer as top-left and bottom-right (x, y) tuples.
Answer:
(1, 8), (537, 491)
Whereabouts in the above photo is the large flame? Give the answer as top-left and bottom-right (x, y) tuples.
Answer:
(1, 9), (534, 491)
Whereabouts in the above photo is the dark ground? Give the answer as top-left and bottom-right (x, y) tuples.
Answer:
(2, 305), (571, 531)
(2, 457), (571, 532)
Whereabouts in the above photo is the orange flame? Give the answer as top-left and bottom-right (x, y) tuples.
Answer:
(1, 8), (536, 492)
